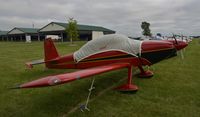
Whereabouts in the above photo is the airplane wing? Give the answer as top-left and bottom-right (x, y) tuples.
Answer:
(15, 63), (131, 89)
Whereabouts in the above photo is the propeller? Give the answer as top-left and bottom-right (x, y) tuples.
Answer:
(172, 33), (178, 45)
(172, 33), (184, 60)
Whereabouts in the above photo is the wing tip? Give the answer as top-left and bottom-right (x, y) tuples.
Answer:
(9, 85), (21, 89)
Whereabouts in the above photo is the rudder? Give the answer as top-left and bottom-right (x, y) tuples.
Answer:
(44, 38), (59, 61)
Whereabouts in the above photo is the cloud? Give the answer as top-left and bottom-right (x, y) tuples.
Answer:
(0, 0), (199, 36)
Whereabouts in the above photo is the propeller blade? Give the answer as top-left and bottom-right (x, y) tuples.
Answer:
(172, 34), (178, 45)
(181, 35), (183, 41)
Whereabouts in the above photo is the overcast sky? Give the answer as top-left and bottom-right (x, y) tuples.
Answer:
(0, 0), (199, 36)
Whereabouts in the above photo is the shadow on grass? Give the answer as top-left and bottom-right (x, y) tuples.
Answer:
(118, 90), (138, 95)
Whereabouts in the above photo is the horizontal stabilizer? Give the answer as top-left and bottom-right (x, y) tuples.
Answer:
(26, 59), (45, 69)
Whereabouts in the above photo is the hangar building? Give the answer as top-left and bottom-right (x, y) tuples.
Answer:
(0, 22), (115, 42)
(39, 22), (115, 42)
(7, 27), (40, 41)
(0, 31), (8, 41)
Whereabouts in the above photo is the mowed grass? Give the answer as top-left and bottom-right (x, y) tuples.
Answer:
(0, 40), (200, 117)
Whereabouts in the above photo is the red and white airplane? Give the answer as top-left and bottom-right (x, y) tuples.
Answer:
(13, 34), (188, 92)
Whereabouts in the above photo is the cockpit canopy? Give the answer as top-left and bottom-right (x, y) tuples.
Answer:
(74, 34), (142, 62)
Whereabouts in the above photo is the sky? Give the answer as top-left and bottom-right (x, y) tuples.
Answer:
(0, 0), (200, 36)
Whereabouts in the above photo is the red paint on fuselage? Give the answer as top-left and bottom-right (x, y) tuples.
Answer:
(46, 51), (142, 69)
(76, 51), (143, 69)
(141, 40), (174, 53)
(46, 53), (76, 69)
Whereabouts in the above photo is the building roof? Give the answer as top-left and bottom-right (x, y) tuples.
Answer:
(40, 22), (115, 32)
(17, 27), (39, 33)
(0, 31), (8, 36)
(8, 27), (39, 34)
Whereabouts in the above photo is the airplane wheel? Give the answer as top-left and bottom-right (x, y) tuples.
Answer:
(138, 70), (154, 78)
(115, 84), (138, 92)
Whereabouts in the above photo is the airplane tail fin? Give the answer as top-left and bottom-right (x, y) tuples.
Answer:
(44, 38), (59, 61)
(25, 38), (59, 69)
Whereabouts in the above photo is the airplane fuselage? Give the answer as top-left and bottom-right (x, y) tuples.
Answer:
(46, 40), (177, 69)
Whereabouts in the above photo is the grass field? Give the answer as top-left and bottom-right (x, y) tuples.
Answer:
(0, 40), (200, 117)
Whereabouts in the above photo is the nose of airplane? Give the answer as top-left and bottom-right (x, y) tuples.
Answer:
(174, 40), (188, 50)
(162, 40), (188, 51)
(141, 40), (174, 52)
(141, 40), (177, 64)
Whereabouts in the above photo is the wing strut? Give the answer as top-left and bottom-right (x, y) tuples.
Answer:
(80, 77), (95, 112)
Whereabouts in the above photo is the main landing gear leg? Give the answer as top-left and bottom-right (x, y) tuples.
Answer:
(137, 66), (154, 78)
(115, 65), (138, 92)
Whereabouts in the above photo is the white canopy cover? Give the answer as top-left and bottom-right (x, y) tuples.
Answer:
(74, 34), (142, 62)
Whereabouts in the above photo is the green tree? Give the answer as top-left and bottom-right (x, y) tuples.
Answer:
(141, 21), (152, 37)
(66, 18), (79, 44)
